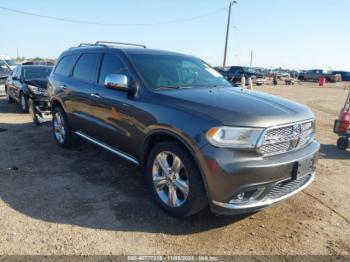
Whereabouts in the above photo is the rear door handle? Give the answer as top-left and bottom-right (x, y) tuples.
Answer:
(90, 93), (101, 98)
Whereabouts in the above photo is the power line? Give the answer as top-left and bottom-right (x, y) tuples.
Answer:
(0, 5), (227, 26)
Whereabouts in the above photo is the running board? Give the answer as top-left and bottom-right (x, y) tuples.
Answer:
(75, 131), (139, 165)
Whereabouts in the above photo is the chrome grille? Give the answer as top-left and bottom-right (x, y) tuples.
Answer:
(264, 174), (312, 200)
(259, 121), (314, 157)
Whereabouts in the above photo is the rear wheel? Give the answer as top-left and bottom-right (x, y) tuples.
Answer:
(337, 137), (349, 150)
(52, 106), (74, 148)
(147, 142), (207, 217)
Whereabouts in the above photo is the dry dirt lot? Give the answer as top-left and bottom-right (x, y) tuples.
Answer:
(0, 82), (349, 256)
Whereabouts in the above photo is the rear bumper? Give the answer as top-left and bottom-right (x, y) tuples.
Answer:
(198, 140), (320, 215)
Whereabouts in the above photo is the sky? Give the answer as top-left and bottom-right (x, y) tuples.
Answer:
(0, 0), (349, 71)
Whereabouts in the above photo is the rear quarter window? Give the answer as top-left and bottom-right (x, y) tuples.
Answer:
(54, 54), (78, 76)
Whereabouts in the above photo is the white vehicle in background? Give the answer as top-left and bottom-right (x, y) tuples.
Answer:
(0, 55), (17, 70)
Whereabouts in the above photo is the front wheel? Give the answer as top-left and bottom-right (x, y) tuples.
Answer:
(337, 137), (349, 150)
(20, 93), (29, 113)
(52, 106), (74, 148)
(5, 87), (14, 103)
(147, 142), (208, 217)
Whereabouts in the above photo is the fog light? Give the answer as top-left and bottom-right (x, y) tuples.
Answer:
(229, 187), (265, 205)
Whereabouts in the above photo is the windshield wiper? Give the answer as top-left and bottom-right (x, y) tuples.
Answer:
(156, 85), (182, 90)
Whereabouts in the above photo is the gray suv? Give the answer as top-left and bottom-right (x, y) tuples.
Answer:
(48, 41), (320, 217)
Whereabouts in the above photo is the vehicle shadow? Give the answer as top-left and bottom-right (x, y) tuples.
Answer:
(0, 120), (248, 235)
(0, 94), (23, 114)
(319, 144), (350, 160)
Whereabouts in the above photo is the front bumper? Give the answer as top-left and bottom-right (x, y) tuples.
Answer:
(28, 95), (52, 123)
(198, 140), (320, 215)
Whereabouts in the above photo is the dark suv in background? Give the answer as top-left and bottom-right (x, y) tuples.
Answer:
(215, 66), (265, 85)
(48, 41), (320, 217)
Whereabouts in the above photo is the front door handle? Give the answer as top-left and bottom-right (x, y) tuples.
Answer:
(60, 84), (67, 90)
(90, 93), (101, 98)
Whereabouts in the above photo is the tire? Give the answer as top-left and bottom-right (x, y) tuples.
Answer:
(337, 137), (349, 150)
(20, 93), (29, 113)
(52, 106), (74, 148)
(5, 87), (14, 103)
(146, 141), (208, 217)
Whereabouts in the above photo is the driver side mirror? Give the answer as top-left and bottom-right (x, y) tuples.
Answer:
(104, 74), (135, 94)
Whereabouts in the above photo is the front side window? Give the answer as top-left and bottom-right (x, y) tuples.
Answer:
(129, 54), (232, 90)
(12, 67), (18, 77)
(73, 53), (100, 82)
(15, 67), (21, 78)
(98, 53), (127, 85)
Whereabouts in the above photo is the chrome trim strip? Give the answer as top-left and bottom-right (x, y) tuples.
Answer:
(256, 118), (315, 156)
(212, 172), (315, 210)
(75, 131), (139, 165)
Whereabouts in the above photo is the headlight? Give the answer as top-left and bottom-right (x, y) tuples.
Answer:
(206, 127), (263, 148)
(28, 85), (48, 96)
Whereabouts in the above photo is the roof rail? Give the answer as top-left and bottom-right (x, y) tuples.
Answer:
(70, 41), (147, 50)
(95, 41), (147, 49)
(78, 43), (97, 47)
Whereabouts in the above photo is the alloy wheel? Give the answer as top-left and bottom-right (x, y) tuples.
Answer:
(53, 111), (66, 144)
(152, 151), (189, 207)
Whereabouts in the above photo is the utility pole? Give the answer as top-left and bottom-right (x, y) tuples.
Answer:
(223, 1), (237, 68)
(250, 50), (253, 68)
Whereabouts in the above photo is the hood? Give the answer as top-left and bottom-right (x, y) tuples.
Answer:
(24, 79), (48, 89)
(158, 87), (314, 128)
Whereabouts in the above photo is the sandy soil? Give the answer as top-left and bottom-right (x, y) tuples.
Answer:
(0, 81), (349, 256)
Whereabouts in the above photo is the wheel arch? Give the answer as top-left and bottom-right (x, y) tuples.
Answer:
(141, 129), (211, 199)
(50, 98), (65, 111)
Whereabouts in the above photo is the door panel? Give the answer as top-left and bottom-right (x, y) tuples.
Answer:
(87, 53), (140, 155)
(66, 52), (101, 134)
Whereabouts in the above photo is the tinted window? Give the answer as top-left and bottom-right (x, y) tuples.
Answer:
(98, 54), (127, 85)
(73, 53), (100, 82)
(55, 55), (77, 76)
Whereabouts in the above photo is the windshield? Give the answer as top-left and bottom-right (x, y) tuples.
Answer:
(130, 54), (232, 90)
(5, 59), (16, 66)
(23, 67), (52, 80)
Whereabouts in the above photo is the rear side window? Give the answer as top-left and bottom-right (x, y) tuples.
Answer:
(55, 55), (77, 76)
(73, 53), (100, 82)
(98, 53), (127, 85)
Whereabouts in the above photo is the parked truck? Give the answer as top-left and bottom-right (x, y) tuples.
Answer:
(298, 69), (341, 83)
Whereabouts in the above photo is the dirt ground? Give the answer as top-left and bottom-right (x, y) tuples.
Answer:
(0, 81), (349, 256)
